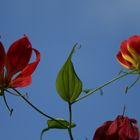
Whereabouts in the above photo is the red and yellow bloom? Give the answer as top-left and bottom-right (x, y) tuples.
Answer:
(93, 115), (139, 140)
(117, 35), (140, 71)
(0, 36), (40, 90)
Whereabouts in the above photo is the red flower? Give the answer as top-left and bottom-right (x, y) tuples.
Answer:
(93, 115), (140, 140)
(0, 36), (40, 89)
(116, 35), (140, 70)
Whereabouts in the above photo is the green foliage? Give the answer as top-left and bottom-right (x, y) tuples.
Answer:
(40, 119), (76, 140)
(56, 44), (82, 103)
(48, 119), (76, 129)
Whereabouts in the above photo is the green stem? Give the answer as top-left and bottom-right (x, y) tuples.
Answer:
(11, 88), (67, 128)
(72, 70), (136, 104)
(68, 103), (74, 140)
(3, 92), (13, 115)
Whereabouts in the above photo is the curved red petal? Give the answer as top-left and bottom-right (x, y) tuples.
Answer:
(107, 120), (118, 136)
(0, 42), (6, 69)
(6, 36), (32, 77)
(128, 35), (140, 55)
(120, 40), (132, 56)
(116, 51), (133, 69)
(16, 48), (40, 78)
(93, 121), (112, 140)
(10, 48), (40, 88)
(0, 42), (6, 85)
(10, 76), (32, 88)
(119, 117), (139, 140)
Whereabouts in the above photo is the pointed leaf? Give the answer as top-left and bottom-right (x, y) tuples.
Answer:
(40, 119), (76, 140)
(56, 44), (82, 103)
(83, 89), (92, 94)
(48, 119), (76, 129)
(83, 88), (103, 96)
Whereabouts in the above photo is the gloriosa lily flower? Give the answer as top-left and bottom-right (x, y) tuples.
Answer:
(0, 36), (40, 93)
(117, 35), (140, 71)
(93, 115), (140, 140)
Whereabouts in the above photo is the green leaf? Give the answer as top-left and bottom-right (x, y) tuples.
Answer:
(56, 44), (83, 103)
(83, 88), (103, 96)
(40, 119), (76, 140)
(83, 89), (92, 94)
(48, 119), (76, 129)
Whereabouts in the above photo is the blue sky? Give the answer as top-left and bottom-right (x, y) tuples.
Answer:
(0, 0), (140, 140)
